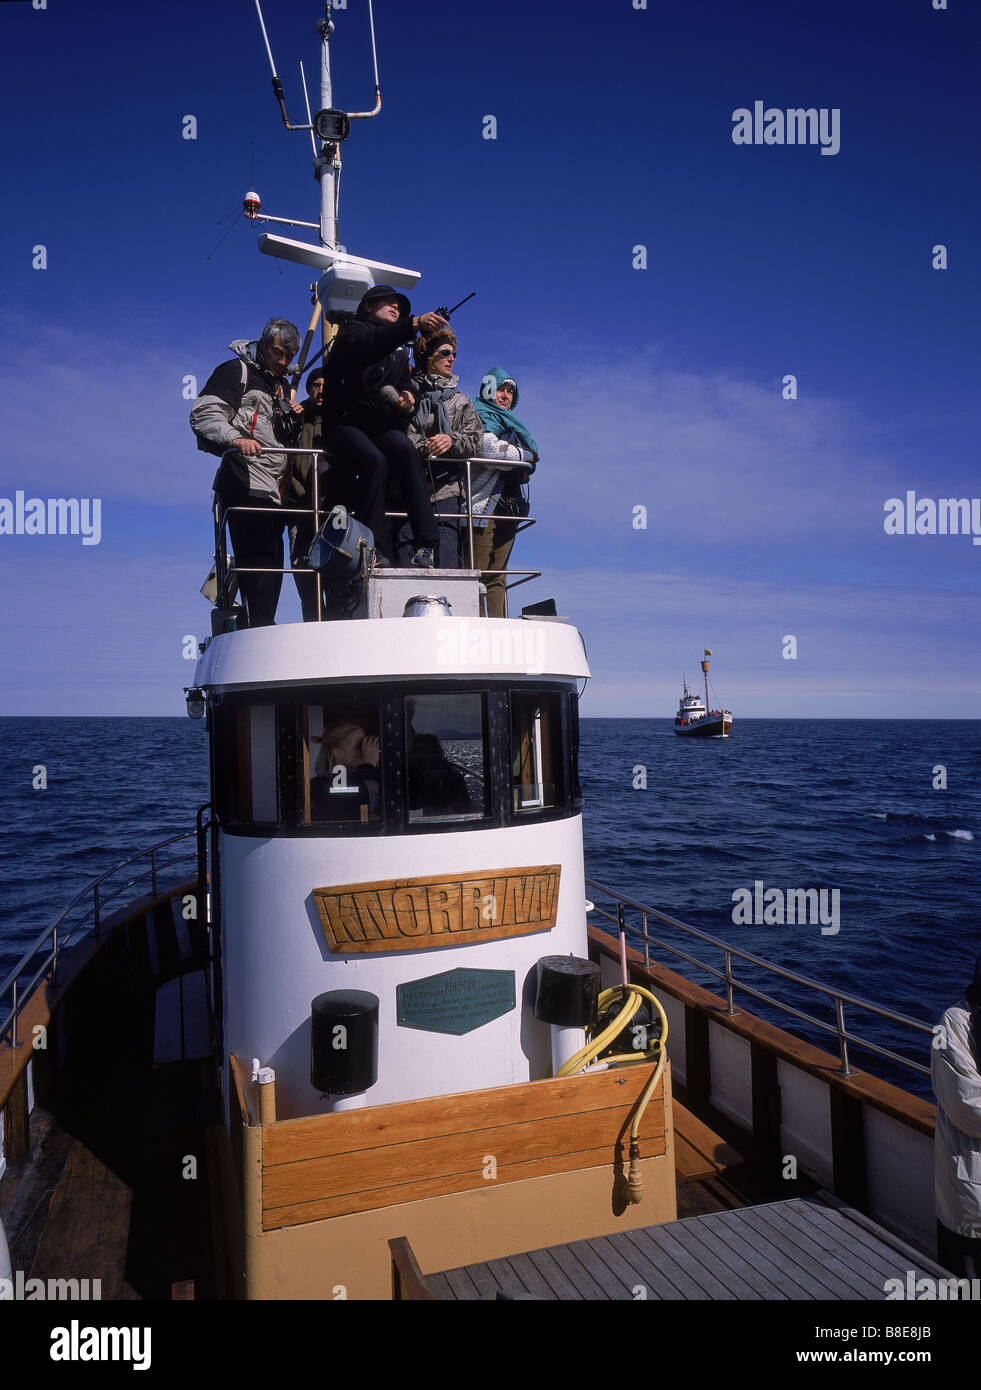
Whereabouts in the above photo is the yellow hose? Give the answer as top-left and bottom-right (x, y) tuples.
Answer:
(556, 984), (669, 1203)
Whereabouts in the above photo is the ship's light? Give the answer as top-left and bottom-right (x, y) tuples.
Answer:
(184, 686), (206, 720)
(314, 108), (351, 142)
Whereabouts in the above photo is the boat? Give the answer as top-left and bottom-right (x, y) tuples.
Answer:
(674, 650), (733, 737)
(0, 1), (971, 1345)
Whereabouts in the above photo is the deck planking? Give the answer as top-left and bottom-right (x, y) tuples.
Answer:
(31, 1138), (139, 1300)
(426, 1194), (946, 1300)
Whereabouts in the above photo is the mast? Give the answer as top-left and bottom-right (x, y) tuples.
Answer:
(701, 649), (711, 710)
(316, 10), (337, 251)
(249, 0), (412, 309)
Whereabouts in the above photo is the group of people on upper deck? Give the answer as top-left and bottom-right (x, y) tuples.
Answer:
(189, 284), (539, 626)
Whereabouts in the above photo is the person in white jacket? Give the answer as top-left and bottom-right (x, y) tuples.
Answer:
(931, 954), (981, 1276)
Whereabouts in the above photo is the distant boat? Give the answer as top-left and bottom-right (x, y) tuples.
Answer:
(674, 649), (733, 737)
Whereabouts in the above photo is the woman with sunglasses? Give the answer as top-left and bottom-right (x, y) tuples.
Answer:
(401, 328), (483, 567)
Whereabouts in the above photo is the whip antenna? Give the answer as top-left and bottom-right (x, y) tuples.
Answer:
(348, 0), (382, 119)
(254, 0), (282, 100)
(300, 61), (318, 157)
(254, 0), (307, 130)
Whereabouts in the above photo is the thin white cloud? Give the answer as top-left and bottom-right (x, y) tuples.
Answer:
(495, 350), (973, 547)
(546, 563), (981, 715)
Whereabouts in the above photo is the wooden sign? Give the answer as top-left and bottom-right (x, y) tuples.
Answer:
(313, 865), (561, 955)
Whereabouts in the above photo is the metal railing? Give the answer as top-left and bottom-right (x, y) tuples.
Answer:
(585, 877), (934, 1080)
(1, 818), (208, 1051)
(213, 449), (540, 619)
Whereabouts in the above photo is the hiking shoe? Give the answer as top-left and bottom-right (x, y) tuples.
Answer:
(373, 552), (392, 569)
(411, 547), (435, 568)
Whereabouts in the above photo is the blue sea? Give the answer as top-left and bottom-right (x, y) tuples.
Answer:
(1, 717), (978, 1100)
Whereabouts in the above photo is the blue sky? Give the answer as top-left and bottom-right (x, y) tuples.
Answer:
(1, 0), (978, 716)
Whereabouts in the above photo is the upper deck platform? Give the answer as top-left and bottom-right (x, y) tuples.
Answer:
(194, 586), (589, 691)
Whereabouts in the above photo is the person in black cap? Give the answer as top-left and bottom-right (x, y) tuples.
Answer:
(323, 286), (446, 566)
(931, 952), (981, 1276)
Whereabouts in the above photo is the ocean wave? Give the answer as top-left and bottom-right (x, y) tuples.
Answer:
(945, 829), (975, 841)
(923, 834), (937, 842)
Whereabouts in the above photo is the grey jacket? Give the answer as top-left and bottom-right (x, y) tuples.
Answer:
(407, 373), (484, 501)
(190, 339), (292, 502)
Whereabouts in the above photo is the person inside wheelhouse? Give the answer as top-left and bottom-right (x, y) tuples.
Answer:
(407, 732), (471, 817)
(310, 716), (381, 822)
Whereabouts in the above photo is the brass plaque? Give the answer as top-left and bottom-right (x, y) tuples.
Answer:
(396, 968), (516, 1034)
(313, 865), (561, 955)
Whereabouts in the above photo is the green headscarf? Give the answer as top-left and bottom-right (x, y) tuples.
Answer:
(472, 367), (538, 457)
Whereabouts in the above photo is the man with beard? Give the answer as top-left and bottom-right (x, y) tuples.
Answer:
(191, 317), (304, 626)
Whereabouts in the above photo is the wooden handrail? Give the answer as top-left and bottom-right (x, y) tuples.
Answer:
(389, 1236), (433, 1301)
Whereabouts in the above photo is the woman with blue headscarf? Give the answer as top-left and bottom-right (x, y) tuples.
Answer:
(469, 367), (539, 618)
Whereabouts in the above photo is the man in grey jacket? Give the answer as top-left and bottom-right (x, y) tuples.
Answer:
(932, 953), (981, 1276)
(190, 317), (303, 626)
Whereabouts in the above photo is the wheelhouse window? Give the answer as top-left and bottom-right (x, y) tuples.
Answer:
(303, 696), (381, 825)
(510, 691), (564, 813)
(406, 693), (488, 823)
(212, 683), (578, 834)
(214, 701), (279, 825)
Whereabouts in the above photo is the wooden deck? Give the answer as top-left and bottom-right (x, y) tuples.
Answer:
(426, 1192), (949, 1300)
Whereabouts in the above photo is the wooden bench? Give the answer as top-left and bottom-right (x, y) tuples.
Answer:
(672, 1100), (743, 1183)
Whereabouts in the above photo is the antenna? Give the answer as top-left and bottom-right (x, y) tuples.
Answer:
(254, 0), (310, 132)
(245, 0), (420, 299)
(254, 0), (276, 76)
(300, 61), (317, 157)
(348, 0), (382, 120)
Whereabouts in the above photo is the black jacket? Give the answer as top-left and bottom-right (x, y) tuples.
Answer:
(310, 766), (380, 822)
(324, 314), (415, 438)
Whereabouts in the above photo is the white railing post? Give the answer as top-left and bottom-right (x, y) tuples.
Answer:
(836, 997), (853, 1076)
